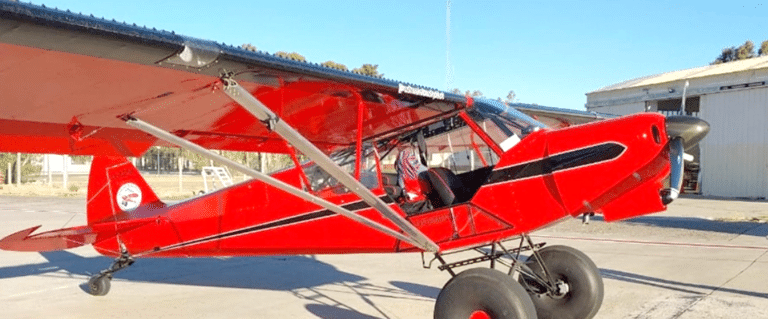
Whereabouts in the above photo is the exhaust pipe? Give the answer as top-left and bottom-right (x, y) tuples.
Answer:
(661, 116), (710, 204)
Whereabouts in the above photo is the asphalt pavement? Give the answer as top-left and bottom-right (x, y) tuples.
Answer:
(0, 195), (767, 318)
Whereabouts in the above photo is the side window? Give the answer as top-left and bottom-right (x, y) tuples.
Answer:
(423, 117), (498, 173)
(358, 145), (380, 190)
(302, 145), (381, 195)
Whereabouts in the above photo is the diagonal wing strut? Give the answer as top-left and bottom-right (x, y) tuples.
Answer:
(124, 117), (437, 252)
(220, 77), (440, 253)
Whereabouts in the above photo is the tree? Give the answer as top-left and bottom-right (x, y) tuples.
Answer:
(736, 40), (755, 60)
(505, 90), (517, 104)
(464, 90), (483, 97)
(352, 64), (382, 77)
(0, 153), (41, 184)
(321, 61), (348, 71)
(450, 88), (462, 94)
(712, 47), (737, 64)
(241, 43), (257, 52)
(713, 40), (763, 64)
(759, 40), (768, 56)
(275, 51), (306, 62)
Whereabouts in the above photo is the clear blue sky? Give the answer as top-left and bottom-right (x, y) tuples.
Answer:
(28, 0), (768, 110)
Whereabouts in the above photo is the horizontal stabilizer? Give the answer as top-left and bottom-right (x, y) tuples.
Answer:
(0, 225), (97, 252)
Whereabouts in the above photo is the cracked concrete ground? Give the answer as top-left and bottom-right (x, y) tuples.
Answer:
(1, 195), (767, 318)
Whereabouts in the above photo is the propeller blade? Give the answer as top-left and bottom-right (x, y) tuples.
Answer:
(661, 115), (710, 205)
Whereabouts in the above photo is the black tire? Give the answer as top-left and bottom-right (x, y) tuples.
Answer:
(435, 268), (537, 319)
(87, 275), (111, 296)
(519, 245), (603, 319)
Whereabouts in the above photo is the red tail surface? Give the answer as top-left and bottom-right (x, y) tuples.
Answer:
(0, 156), (161, 252)
(87, 156), (163, 225)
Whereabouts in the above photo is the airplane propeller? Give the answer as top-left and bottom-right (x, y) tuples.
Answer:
(662, 115), (710, 204)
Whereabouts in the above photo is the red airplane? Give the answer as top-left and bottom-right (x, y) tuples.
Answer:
(0, 2), (709, 319)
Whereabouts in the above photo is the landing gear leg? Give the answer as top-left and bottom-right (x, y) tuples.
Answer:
(87, 244), (134, 296)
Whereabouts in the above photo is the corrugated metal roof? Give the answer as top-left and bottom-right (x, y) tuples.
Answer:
(590, 55), (768, 93)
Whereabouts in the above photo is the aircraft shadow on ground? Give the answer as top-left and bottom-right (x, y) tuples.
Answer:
(0, 250), (441, 319)
(601, 268), (768, 299)
(591, 215), (768, 237)
(0, 251), (365, 291)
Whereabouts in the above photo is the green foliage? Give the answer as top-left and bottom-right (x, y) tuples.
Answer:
(0, 153), (41, 184)
(241, 43), (257, 52)
(464, 90), (483, 97)
(505, 90), (517, 104)
(713, 47), (736, 64)
(736, 40), (755, 60)
(321, 61), (349, 71)
(68, 184), (79, 192)
(713, 40), (764, 64)
(352, 64), (382, 77)
(760, 40), (768, 56)
(275, 51), (307, 62)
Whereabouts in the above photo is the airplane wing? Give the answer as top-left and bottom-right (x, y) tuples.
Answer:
(0, 2), (464, 157)
(513, 103), (616, 128)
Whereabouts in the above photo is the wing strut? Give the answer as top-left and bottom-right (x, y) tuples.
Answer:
(220, 77), (440, 253)
(124, 117), (435, 252)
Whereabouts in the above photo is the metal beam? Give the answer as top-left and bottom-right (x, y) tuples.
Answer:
(221, 78), (439, 253)
(124, 117), (426, 250)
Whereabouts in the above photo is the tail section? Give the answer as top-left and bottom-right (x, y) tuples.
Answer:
(0, 225), (93, 252)
(0, 156), (162, 253)
(87, 156), (163, 225)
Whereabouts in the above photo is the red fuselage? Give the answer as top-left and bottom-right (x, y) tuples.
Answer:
(93, 113), (669, 258)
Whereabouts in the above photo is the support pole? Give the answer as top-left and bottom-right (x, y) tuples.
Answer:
(62, 155), (68, 189)
(6, 162), (10, 185)
(46, 154), (52, 187)
(221, 78), (439, 252)
(124, 117), (425, 250)
(178, 155), (183, 192)
(16, 152), (21, 186)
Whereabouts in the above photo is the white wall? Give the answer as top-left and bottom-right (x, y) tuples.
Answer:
(699, 88), (768, 198)
(583, 102), (645, 117)
(42, 155), (91, 174)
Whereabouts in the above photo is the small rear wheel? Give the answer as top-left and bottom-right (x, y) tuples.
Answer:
(519, 245), (603, 319)
(87, 275), (111, 296)
(435, 268), (536, 319)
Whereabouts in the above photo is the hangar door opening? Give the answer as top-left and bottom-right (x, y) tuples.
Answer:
(655, 96), (702, 193)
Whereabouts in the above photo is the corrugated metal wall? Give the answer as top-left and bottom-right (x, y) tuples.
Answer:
(700, 88), (768, 198)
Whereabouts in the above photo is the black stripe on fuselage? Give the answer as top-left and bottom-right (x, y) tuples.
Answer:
(153, 195), (394, 253)
(487, 142), (625, 184)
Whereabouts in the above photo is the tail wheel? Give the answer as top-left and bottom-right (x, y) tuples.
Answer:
(520, 245), (604, 319)
(87, 275), (111, 296)
(435, 268), (537, 319)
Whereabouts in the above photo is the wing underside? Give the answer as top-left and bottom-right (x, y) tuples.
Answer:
(0, 2), (464, 156)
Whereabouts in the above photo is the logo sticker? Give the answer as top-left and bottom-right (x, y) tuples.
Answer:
(116, 183), (142, 212)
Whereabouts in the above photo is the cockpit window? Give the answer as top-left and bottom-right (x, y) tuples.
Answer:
(302, 144), (380, 193)
(469, 99), (546, 150)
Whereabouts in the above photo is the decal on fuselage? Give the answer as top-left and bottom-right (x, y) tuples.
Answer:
(116, 183), (142, 212)
(487, 142), (626, 185)
(398, 83), (445, 100)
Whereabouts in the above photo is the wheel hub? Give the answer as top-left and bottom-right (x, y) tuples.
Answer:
(549, 279), (570, 299)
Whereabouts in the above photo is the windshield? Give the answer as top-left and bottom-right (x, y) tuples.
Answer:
(472, 99), (546, 135)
